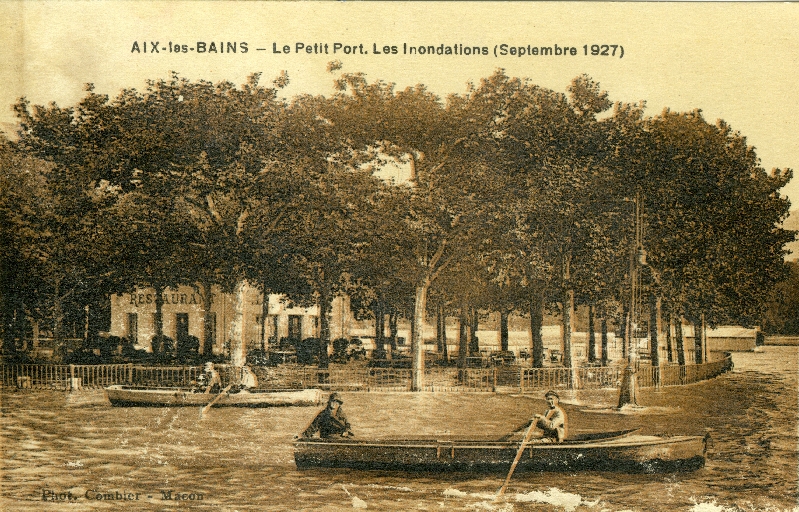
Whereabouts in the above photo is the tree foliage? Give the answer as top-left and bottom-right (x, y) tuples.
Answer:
(3, 69), (795, 372)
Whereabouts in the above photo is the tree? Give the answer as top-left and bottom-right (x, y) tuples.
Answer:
(645, 110), (793, 350)
(4, 118), (120, 359)
(475, 73), (616, 378)
(324, 71), (501, 389)
(0, 139), (53, 356)
(14, 73), (300, 363)
(762, 261), (799, 334)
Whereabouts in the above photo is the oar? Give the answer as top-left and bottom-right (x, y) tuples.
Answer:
(201, 384), (233, 416)
(497, 415), (538, 498)
(497, 420), (533, 442)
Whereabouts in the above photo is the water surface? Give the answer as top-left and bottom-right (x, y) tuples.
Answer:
(2, 346), (797, 511)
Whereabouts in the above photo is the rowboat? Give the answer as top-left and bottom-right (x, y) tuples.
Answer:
(105, 385), (322, 407)
(294, 429), (707, 473)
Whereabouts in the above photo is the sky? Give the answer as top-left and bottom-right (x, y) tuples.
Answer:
(2, 1), (798, 250)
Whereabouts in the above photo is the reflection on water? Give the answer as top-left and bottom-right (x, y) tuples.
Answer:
(2, 346), (797, 511)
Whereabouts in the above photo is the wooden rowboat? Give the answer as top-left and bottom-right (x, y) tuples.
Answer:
(105, 385), (322, 407)
(294, 429), (707, 473)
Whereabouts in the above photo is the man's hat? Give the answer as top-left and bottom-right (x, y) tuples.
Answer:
(544, 390), (559, 399)
(328, 392), (343, 404)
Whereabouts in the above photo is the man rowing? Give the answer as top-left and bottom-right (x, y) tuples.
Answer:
(300, 392), (353, 439)
(193, 362), (222, 393)
(533, 389), (568, 443)
(505, 389), (568, 443)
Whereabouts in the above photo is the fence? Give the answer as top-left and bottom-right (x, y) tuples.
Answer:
(0, 363), (133, 390)
(253, 366), (499, 392)
(130, 365), (202, 387)
(0, 353), (733, 393)
(637, 354), (734, 388)
(518, 353), (732, 392)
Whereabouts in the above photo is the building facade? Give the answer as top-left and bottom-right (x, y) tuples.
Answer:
(110, 284), (319, 354)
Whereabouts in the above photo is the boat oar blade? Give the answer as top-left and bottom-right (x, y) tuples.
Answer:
(496, 416), (538, 498)
(200, 384), (233, 417)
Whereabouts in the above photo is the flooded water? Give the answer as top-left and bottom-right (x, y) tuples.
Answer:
(2, 346), (797, 511)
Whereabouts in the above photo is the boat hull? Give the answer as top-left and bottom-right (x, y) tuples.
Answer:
(105, 385), (322, 407)
(294, 433), (706, 474)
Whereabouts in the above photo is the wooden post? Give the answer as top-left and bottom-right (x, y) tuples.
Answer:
(68, 364), (81, 391)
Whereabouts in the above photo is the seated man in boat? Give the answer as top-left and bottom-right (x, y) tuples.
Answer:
(229, 365), (259, 393)
(506, 389), (568, 443)
(532, 390), (568, 443)
(299, 392), (353, 439)
(194, 362), (222, 393)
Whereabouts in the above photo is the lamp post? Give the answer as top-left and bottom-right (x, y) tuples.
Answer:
(618, 191), (644, 408)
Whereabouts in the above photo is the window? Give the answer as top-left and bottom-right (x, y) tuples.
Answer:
(127, 313), (138, 344)
(267, 315), (278, 344)
(176, 313), (189, 341)
(252, 315), (263, 349)
(288, 315), (302, 342)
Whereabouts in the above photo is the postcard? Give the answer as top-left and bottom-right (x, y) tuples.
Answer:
(1, 2), (797, 511)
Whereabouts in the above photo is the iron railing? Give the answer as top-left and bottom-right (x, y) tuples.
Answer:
(0, 353), (733, 393)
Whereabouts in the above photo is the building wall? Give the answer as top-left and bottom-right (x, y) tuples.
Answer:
(683, 325), (759, 352)
(112, 285), (756, 360)
(110, 284), (318, 354)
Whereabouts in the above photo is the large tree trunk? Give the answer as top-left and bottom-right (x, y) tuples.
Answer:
(617, 308), (638, 408)
(260, 284), (269, 352)
(228, 280), (246, 367)
(435, 304), (446, 359)
(201, 280), (215, 356)
(694, 315), (704, 364)
(617, 364), (638, 407)
(562, 291), (576, 389)
(51, 279), (67, 348)
(649, 294), (660, 387)
(458, 310), (469, 369)
(675, 316), (686, 366)
(587, 305), (596, 363)
(561, 255), (575, 388)
(317, 288), (331, 370)
(499, 309), (509, 352)
(665, 312), (673, 363)
(620, 303), (629, 360)
(649, 294), (660, 367)
(562, 295), (573, 370)
(411, 284), (428, 391)
(388, 309), (398, 351)
(440, 307), (448, 361)
(600, 317), (609, 366)
(468, 308), (479, 355)
(530, 291), (544, 368)
(153, 284), (164, 338)
(3, 307), (20, 357)
(372, 301), (386, 359)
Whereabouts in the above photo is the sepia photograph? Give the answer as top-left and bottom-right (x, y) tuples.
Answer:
(1, 2), (797, 511)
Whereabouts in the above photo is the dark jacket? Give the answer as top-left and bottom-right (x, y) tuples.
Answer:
(302, 405), (351, 438)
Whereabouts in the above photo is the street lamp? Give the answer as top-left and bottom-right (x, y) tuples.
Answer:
(619, 191), (644, 408)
